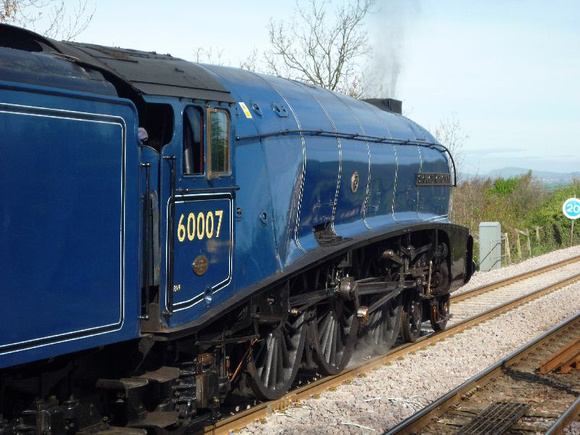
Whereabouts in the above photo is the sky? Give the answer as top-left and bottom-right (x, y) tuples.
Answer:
(34, 0), (580, 175)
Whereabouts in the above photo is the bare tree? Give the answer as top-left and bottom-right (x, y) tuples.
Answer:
(240, 48), (259, 72)
(434, 115), (469, 218)
(0, 0), (94, 41)
(1, 1), (18, 21)
(434, 114), (469, 176)
(192, 46), (260, 72)
(193, 46), (226, 65)
(265, 0), (375, 98)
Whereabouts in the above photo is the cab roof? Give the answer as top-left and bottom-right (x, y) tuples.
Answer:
(0, 23), (234, 103)
(56, 41), (235, 103)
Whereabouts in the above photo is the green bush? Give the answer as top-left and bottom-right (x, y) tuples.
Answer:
(524, 180), (580, 250)
(451, 175), (580, 266)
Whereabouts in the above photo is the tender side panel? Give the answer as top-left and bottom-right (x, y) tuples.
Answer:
(0, 88), (140, 368)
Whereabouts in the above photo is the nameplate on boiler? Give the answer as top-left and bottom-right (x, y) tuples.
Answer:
(416, 173), (452, 186)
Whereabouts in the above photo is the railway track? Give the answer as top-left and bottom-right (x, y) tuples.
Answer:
(203, 256), (580, 434)
(451, 254), (580, 304)
(449, 255), (580, 326)
(386, 313), (580, 434)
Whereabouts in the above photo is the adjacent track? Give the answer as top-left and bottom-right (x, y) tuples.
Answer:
(386, 313), (580, 434)
(204, 257), (580, 434)
(451, 254), (580, 303)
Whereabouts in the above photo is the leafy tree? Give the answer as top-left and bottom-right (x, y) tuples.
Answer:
(525, 179), (580, 247)
(491, 177), (519, 195)
(452, 173), (578, 264)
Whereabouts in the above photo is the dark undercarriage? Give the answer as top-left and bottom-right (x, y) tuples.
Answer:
(0, 225), (472, 435)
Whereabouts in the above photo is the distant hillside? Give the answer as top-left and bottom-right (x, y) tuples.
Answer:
(460, 167), (580, 186)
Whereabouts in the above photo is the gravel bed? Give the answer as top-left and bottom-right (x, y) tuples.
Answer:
(240, 246), (580, 434)
(566, 421), (580, 435)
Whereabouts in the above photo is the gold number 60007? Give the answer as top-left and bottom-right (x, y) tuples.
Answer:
(177, 210), (223, 242)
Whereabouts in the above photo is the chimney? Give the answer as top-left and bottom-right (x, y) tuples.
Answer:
(363, 98), (402, 114)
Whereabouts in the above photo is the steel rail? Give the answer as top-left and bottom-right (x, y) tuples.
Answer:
(204, 270), (580, 435)
(451, 254), (580, 303)
(385, 313), (580, 434)
(545, 395), (580, 435)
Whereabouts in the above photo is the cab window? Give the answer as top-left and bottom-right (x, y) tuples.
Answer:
(207, 109), (230, 178)
(183, 106), (204, 175)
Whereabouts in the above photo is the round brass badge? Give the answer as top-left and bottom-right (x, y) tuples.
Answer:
(192, 255), (209, 276)
(351, 171), (359, 193)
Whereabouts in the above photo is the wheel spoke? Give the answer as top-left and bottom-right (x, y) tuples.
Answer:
(320, 313), (333, 354)
(327, 316), (337, 364)
(263, 335), (274, 385)
(270, 337), (279, 388)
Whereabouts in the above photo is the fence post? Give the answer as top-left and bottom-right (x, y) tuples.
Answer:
(515, 228), (522, 260)
(525, 229), (532, 256)
(534, 226), (541, 243)
(503, 232), (511, 265)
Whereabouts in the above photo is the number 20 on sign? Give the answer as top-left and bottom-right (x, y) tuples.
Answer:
(563, 198), (580, 220)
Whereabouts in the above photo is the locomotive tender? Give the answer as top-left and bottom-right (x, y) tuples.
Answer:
(0, 24), (473, 433)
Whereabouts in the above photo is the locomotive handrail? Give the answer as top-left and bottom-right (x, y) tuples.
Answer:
(236, 128), (431, 146)
(176, 186), (240, 194)
(236, 129), (457, 186)
(141, 162), (152, 320)
(163, 155), (177, 317)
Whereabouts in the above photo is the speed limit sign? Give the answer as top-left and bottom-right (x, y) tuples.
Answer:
(563, 198), (580, 220)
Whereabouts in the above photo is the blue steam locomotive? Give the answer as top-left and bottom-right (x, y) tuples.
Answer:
(0, 23), (473, 433)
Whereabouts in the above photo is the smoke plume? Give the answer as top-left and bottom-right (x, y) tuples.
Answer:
(362, 1), (420, 99)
